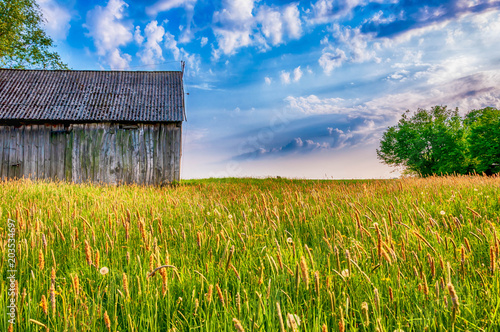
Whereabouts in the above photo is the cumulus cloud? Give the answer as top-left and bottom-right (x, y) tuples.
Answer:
(164, 32), (200, 75)
(280, 70), (291, 84)
(38, 0), (72, 40)
(212, 0), (255, 57)
(134, 26), (144, 44)
(212, 1), (302, 57)
(84, 0), (133, 69)
(137, 21), (165, 65)
(200, 37), (208, 47)
(256, 4), (302, 47)
(265, 77), (272, 85)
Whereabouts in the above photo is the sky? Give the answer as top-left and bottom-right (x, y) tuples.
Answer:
(37, 0), (500, 179)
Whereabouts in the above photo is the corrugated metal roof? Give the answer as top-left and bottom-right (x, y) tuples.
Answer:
(0, 69), (185, 123)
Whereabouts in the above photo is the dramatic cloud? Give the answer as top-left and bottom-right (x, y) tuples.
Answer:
(360, 0), (500, 39)
(84, 0), (133, 69)
(38, 0), (72, 40)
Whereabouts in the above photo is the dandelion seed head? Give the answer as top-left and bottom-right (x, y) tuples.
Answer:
(100, 267), (109, 275)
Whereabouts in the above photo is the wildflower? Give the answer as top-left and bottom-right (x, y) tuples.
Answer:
(341, 269), (350, 278)
(286, 237), (293, 243)
(440, 211), (446, 216)
(100, 267), (109, 275)
(228, 214), (233, 219)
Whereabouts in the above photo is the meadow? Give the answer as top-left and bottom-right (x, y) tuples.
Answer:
(1, 176), (500, 331)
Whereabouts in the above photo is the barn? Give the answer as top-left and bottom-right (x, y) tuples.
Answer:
(0, 69), (185, 185)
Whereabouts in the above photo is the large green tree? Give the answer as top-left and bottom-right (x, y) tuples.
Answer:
(377, 106), (470, 176)
(465, 107), (500, 175)
(0, 0), (68, 69)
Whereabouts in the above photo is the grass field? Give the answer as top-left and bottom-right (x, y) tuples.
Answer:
(1, 176), (500, 331)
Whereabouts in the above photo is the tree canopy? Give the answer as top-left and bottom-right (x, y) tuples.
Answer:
(0, 0), (68, 69)
(377, 106), (500, 176)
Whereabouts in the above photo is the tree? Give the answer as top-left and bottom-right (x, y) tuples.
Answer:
(465, 107), (500, 175)
(377, 106), (470, 176)
(0, 0), (68, 69)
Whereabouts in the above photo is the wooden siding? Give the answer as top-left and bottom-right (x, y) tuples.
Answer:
(0, 123), (181, 185)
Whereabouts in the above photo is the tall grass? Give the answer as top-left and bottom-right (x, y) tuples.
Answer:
(1, 175), (500, 331)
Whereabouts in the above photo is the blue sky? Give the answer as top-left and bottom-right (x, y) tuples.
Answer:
(38, 0), (500, 179)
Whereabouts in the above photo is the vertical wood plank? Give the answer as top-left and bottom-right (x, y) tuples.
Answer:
(44, 125), (51, 180)
(0, 127), (7, 179)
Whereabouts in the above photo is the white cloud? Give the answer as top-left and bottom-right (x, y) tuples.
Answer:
(137, 20), (165, 65)
(330, 24), (378, 63)
(200, 37), (208, 47)
(283, 5), (302, 39)
(318, 47), (346, 74)
(212, 1), (302, 57)
(84, 0), (133, 69)
(318, 23), (381, 73)
(256, 4), (302, 46)
(418, 55), (480, 85)
(146, 0), (196, 16)
(280, 71), (291, 84)
(265, 77), (272, 85)
(285, 95), (350, 114)
(164, 32), (200, 75)
(146, 0), (197, 43)
(212, 0), (255, 56)
(38, 0), (72, 40)
(293, 66), (303, 82)
(309, 0), (364, 24)
(134, 26), (144, 44)
(257, 6), (283, 46)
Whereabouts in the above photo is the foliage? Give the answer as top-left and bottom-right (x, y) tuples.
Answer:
(378, 106), (499, 176)
(0, 0), (68, 69)
(465, 107), (500, 175)
(1, 176), (500, 331)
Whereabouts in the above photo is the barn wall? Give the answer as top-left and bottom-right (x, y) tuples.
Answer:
(0, 122), (182, 185)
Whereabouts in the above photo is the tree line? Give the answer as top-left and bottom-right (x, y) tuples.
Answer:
(377, 106), (500, 176)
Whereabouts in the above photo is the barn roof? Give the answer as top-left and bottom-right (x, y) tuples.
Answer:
(0, 69), (185, 123)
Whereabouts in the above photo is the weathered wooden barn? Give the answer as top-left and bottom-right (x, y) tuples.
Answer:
(0, 69), (185, 185)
